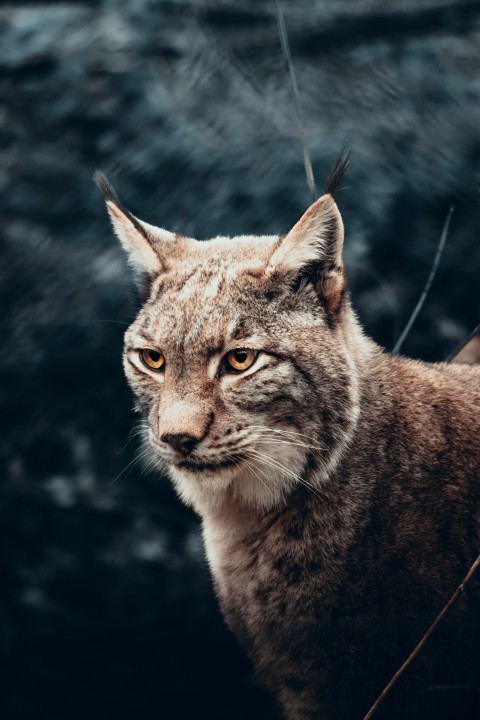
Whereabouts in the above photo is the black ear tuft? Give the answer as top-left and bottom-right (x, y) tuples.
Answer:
(94, 171), (152, 243)
(324, 147), (351, 196)
(94, 171), (121, 205)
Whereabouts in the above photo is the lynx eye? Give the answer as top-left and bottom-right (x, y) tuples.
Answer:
(140, 349), (165, 371)
(225, 349), (258, 373)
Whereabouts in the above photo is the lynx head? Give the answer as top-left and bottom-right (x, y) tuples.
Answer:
(97, 157), (362, 512)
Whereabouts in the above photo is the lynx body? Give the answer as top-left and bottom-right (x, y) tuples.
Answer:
(98, 166), (480, 720)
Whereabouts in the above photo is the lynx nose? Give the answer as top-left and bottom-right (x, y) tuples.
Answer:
(161, 433), (198, 455)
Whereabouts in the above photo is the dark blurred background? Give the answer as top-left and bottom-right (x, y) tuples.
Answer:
(1, 1), (480, 718)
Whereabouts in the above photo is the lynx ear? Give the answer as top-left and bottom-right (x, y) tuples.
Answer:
(267, 193), (345, 311)
(95, 171), (173, 277)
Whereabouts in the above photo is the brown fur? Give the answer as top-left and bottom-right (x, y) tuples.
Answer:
(99, 176), (480, 720)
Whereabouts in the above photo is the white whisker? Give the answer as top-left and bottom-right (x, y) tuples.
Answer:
(256, 437), (325, 453)
(247, 448), (327, 501)
(248, 424), (326, 451)
(240, 457), (272, 495)
(139, 450), (159, 478)
(118, 421), (149, 454)
(107, 445), (152, 487)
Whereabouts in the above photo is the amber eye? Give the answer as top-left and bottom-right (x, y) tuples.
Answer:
(140, 349), (165, 371)
(225, 349), (258, 373)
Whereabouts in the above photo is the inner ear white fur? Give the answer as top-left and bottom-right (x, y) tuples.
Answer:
(106, 201), (174, 276)
(266, 194), (344, 276)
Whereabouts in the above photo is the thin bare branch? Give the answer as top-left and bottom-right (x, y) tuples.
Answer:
(445, 322), (480, 364)
(274, 0), (317, 200)
(362, 550), (480, 720)
(393, 206), (454, 354)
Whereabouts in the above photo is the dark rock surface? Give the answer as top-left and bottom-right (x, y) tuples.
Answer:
(1, 1), (480, 718)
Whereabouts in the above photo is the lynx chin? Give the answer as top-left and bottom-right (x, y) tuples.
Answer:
(97, 158), (480, 720)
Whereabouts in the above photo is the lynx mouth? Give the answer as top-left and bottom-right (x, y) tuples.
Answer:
(175, 456), (243, 475)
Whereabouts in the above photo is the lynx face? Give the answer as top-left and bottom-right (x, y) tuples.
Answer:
(98, 174), (360, 511)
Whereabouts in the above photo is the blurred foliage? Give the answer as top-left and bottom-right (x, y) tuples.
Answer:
(1, 0), (480, 718)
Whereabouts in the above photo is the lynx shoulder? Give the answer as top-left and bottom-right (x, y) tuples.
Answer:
(97, 165), (480, 720)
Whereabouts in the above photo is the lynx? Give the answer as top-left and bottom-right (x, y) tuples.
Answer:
(97, 161), (480, 720)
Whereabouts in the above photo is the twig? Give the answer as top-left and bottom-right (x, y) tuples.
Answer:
(392, 206), (454, 354)
(362, 550), (480, 720)
(274, 0), (317, 200)
(445, 321), (480, 363)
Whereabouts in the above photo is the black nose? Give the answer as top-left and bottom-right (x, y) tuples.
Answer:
(161, 433), (198, 455)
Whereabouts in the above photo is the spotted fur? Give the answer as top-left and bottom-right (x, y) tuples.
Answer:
(99, 176), (480, 720)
